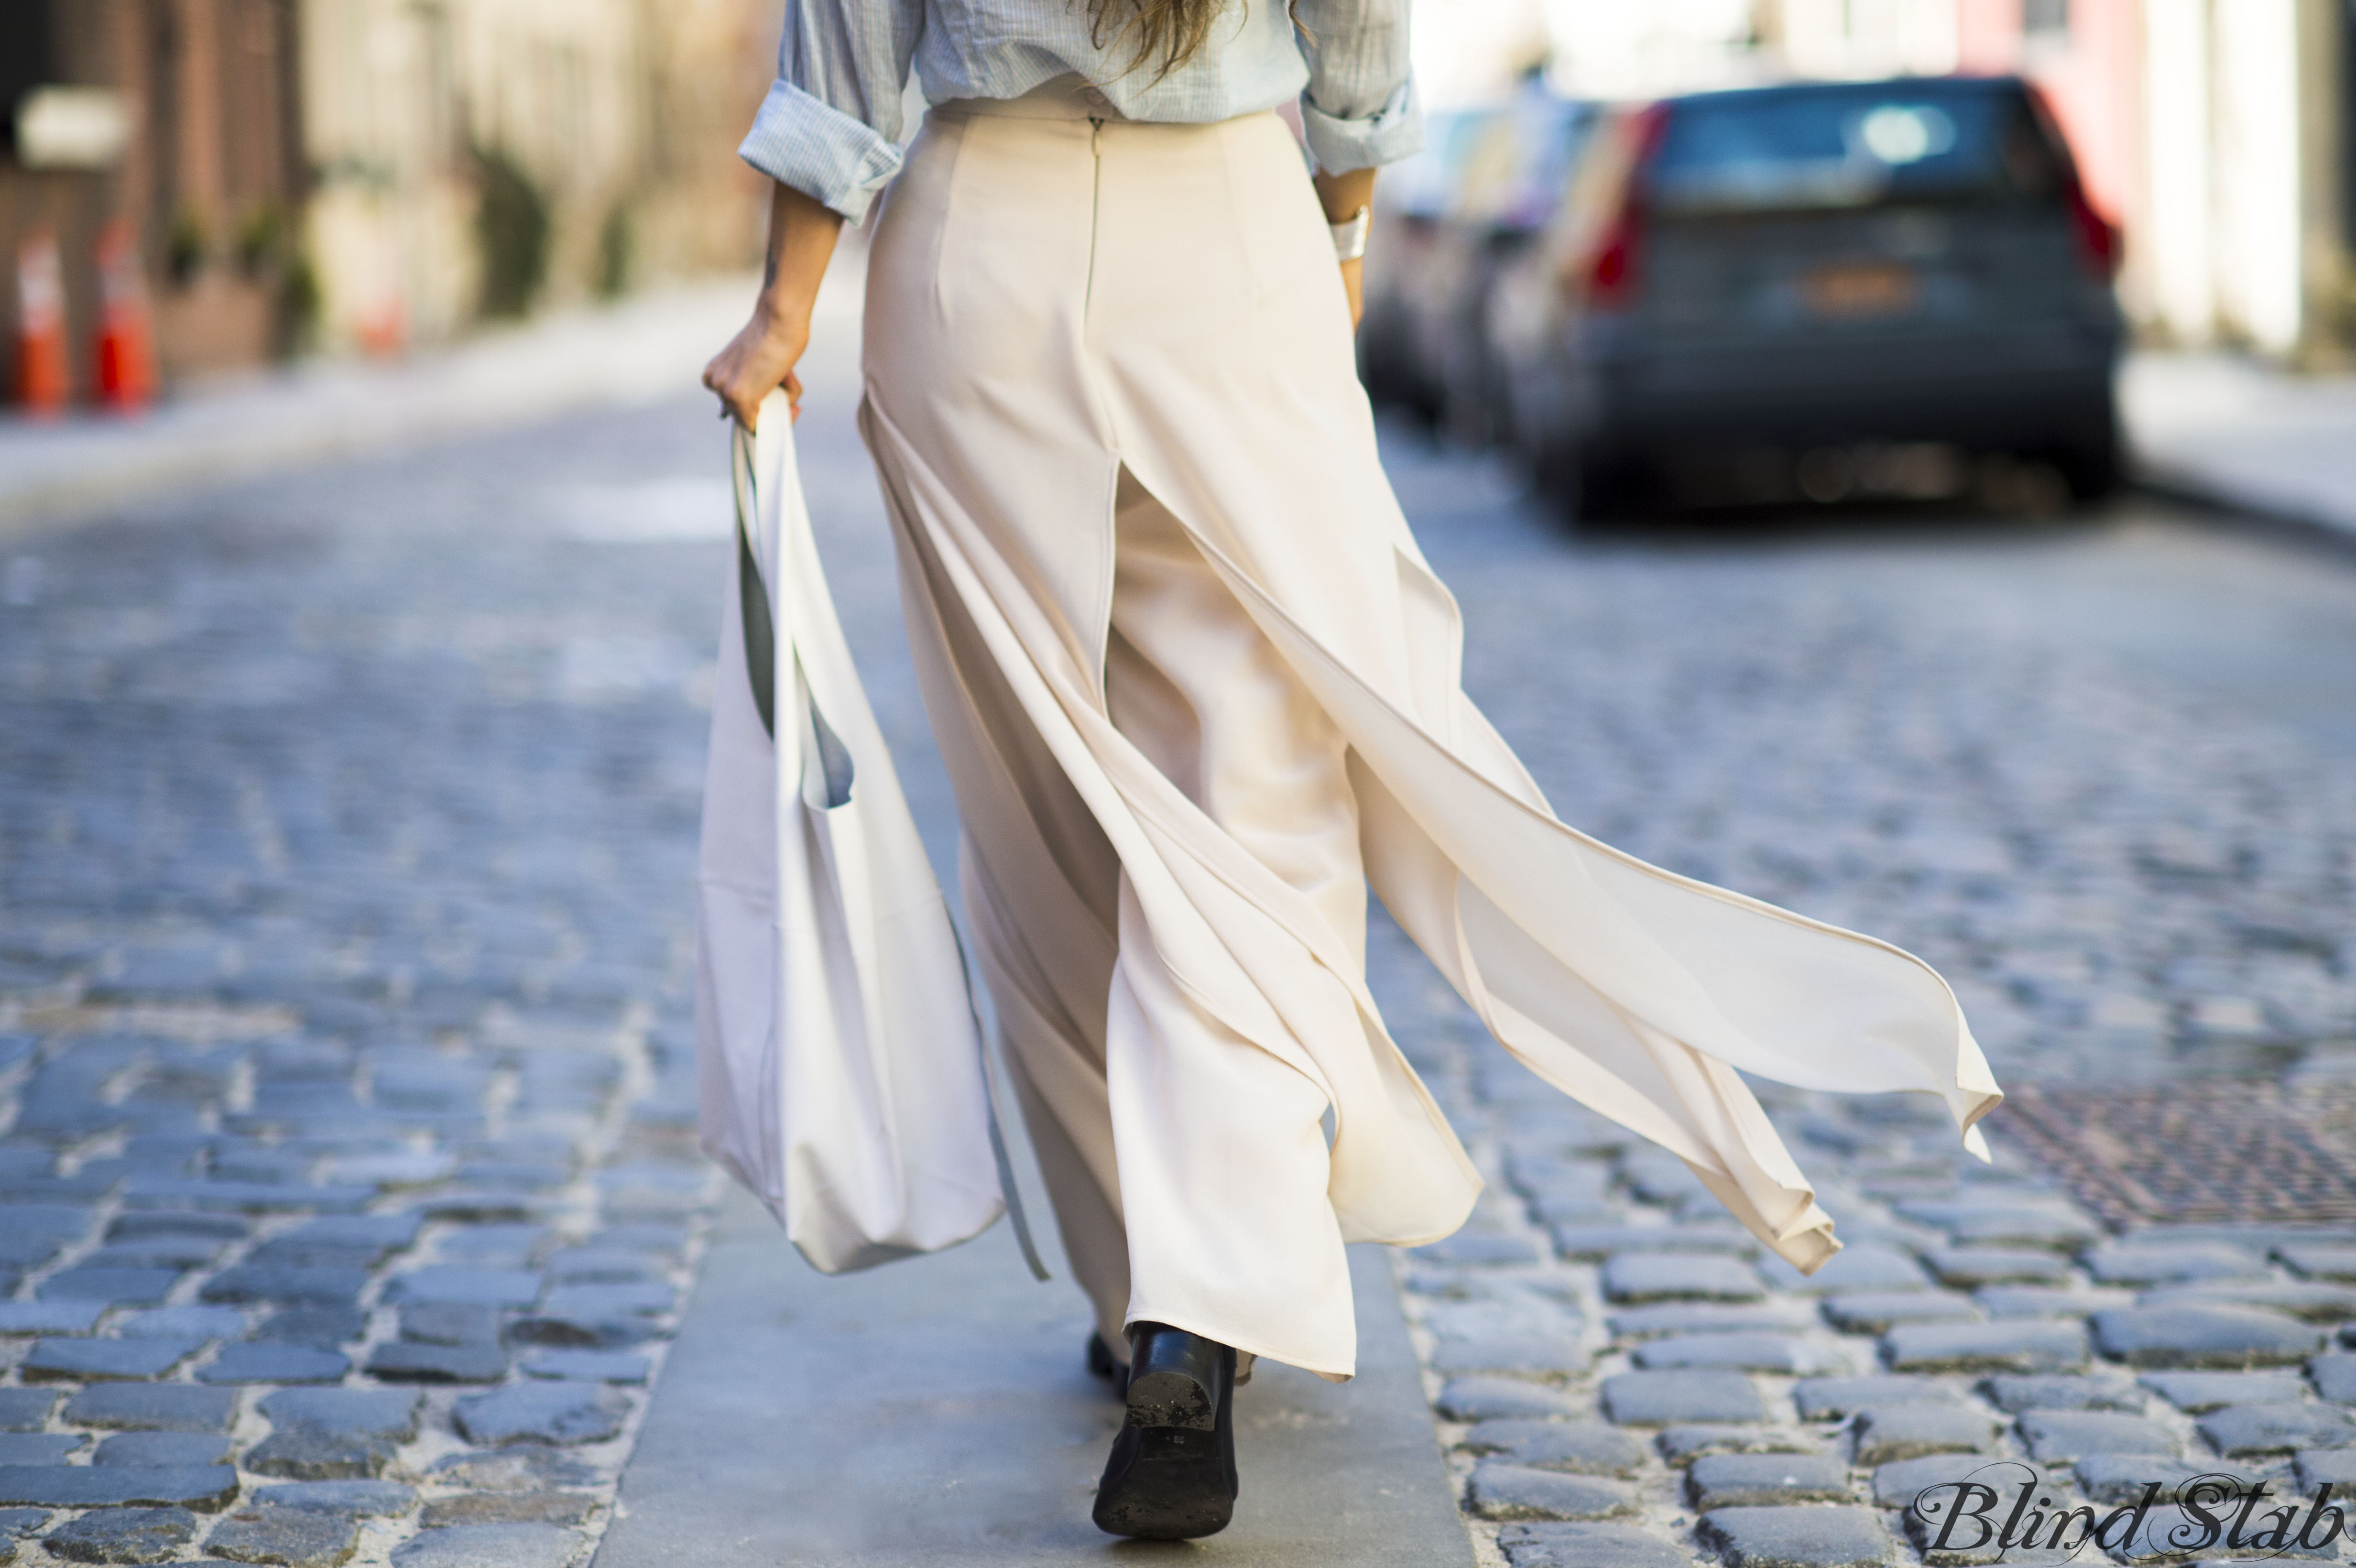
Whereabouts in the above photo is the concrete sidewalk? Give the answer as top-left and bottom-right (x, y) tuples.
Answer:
(0, 274), (764, 533)
(2122, 349), (2356, 544)
(594, 1190), (1472, 1567)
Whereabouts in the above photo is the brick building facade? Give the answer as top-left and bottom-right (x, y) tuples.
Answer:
(3, 0), (305, 401)
(5, 0), (781, 404)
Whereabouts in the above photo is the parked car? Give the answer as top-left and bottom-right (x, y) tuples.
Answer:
(1361, 86), (1591, 436)
(1487, 75), (2125, 517)
(1359, 105), (1505, 423)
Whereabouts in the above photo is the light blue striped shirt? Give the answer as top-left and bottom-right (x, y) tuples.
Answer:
(740, 0), (1421, 222)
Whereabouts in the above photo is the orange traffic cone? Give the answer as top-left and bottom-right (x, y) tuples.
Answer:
(94, 219), (157, 411)
(14, 228), (69, 416)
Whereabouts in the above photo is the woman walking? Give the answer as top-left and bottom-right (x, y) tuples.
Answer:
(702, 0), (2001, 1541)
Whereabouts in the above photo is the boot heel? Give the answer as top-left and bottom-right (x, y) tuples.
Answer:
(1125, 1367), (1215, 1430)
(1122, 1319), (1222, 1429)
(1091, 1323), (1238, 1541)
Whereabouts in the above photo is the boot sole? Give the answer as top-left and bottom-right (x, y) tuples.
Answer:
(1091, 1423), (1233, 1539)
(1091, 1362), (1234, 1539)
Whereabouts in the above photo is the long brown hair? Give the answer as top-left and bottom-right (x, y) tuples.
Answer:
(1087, 0), (1235, 82)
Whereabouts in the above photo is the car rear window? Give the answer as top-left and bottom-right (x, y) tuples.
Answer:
(1647, 85), (2057, 214)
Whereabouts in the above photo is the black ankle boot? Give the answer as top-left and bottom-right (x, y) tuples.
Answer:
(1091, 1322), (1237, 1539)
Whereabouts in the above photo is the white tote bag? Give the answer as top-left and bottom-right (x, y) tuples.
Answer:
(694, 389), (1045, 1277)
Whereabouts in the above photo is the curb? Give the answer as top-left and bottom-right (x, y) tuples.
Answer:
(2128, 460), (2356, 564)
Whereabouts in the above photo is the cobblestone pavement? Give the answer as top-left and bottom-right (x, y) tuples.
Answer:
(1383, 1060), (2356, 1568)
(3, 298), (2355, 1566)
(1363, 446), (2356, 1566)
(0, 382), (771, 1565)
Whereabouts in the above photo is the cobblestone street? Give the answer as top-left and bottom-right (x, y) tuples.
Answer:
(2, 294), (2354, 1565)
(1373, 426), (2356, 1564)
(0, 354), (788, 1565)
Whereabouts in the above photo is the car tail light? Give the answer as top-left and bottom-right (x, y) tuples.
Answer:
(2062, 178), (2121, 279)
(1587, 219), (1637, 307)
(1584, 104), (1669, 310)
(2023, 82), (2120, 280)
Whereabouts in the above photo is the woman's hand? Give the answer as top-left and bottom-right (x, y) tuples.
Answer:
(701, 182), (845, 432)
(704, 301), (810, 430)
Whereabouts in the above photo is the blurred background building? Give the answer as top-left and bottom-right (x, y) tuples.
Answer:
(2, 0), (781, 403)
(3, 0), (2349, 404)
(299, 0), (783, 354)
(3, 0), (307, 396)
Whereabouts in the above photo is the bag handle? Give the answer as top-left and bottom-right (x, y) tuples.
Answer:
(730, 421), (778, 740)
(732, 417), (857, 806)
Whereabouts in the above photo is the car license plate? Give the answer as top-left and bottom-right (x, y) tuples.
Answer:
(1799, 263), (1918, 318)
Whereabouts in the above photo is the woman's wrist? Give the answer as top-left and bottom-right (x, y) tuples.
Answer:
(1311, 166), (1377, 226)
(753, 285), (816, 341)
(750, 183), (843, 342)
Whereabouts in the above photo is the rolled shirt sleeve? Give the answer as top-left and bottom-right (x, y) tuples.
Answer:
(738, 0), (922, 223)
(1291, 0), (1423, 171)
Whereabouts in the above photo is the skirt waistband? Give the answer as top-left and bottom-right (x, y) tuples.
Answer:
(928, 74), (1118, 123)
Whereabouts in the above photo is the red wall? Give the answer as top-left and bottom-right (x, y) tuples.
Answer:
(1953, 0), (2143, 228)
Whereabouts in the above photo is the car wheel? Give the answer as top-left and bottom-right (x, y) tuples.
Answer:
(1355, 319), (1411, 408)
(1573, 456), (1651, 525)
(2051, 389), (2123, 503)
(1529, 439), (1582, 510)
(2055, 427), (2121, 503)
(1532, 444), (1650, 525)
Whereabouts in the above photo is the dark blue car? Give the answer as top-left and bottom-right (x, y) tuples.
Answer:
(1486, 75), (2125, 517)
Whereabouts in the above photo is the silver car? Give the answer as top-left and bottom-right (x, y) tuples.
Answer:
(1488, 76), (2125, 518)
(1359, 105), (1506, 425)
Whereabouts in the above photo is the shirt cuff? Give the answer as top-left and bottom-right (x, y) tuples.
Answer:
(1298, 77), (1423, 174)
(737, 78), (905, 224)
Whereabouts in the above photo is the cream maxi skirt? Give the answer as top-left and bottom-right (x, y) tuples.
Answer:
(858, 85), (2003, 1380)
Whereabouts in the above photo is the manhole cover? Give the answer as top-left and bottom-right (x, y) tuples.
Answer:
(1999, 1080), (2356, 1229)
